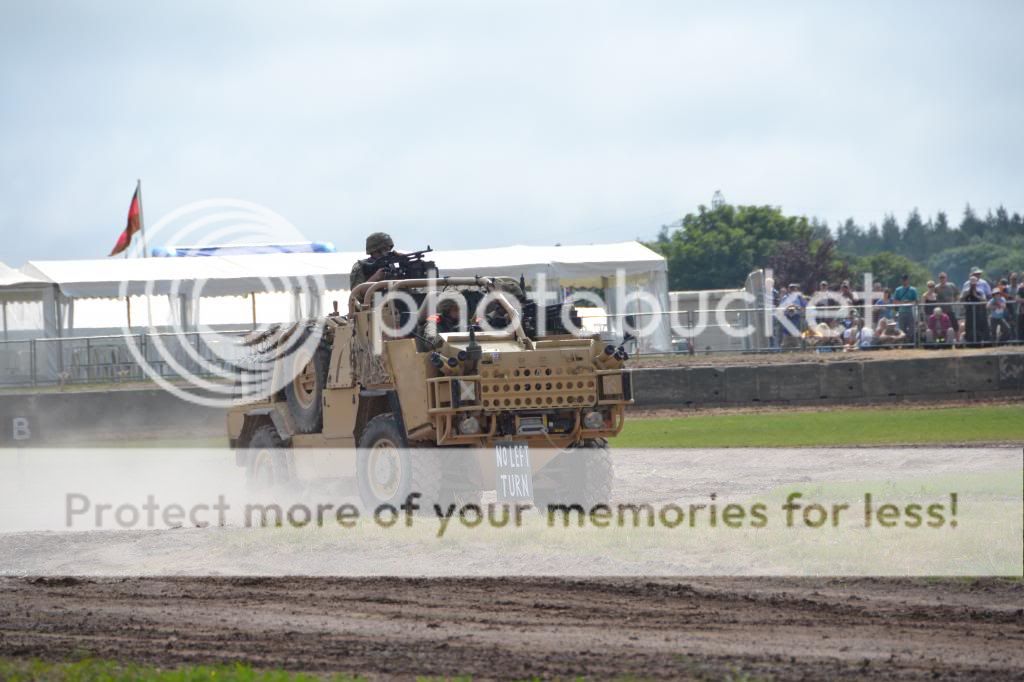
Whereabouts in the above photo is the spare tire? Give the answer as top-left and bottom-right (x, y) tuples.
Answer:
(284, 343), (330, 433)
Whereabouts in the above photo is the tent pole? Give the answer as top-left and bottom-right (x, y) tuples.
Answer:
(126, 297), (132, 330)
(2, 300), (7, 341)
(251, 292), (256, 327)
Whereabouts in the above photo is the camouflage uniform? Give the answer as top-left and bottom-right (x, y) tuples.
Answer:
(349, 232), (394, 290)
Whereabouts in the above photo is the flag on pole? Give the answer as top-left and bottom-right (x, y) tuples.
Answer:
(109, 182), (142, 257)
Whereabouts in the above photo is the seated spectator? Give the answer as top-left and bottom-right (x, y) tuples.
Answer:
(856, 322), (876, 350)
(925, 306), (954, 346)
(876, 319), (907, 346)
(842, 320), (860, 349)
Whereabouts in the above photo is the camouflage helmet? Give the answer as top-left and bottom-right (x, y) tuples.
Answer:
(493, 278), (525, 300)
(365, 232), (394, 254)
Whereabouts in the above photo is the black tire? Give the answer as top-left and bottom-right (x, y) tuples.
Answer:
(533, 438), (614, 511)
(245, 424), (294, 492)
(356, 414), (443, 513)
(284, 343), (330, 433)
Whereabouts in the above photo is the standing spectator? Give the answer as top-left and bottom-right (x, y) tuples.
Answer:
(922, 281), (938, 306)
(962, 267), (991, 298)
(1004, 276), (1018, 340)
(926, 307), (954, 346)
(934, 272), (960, 336)
(776, 283), (806, 348)
(893, 274), (919, 340)
(920, 281), (938, 340)
(874, 287), (894, 321)
(1016, 275), (1024, 342)
(988, 288), (1012, 345)
(960, 277), (989, 345)
(839, 280), (863, 315)
(780, 283), (807, 312)
(812, 280), (840, 324)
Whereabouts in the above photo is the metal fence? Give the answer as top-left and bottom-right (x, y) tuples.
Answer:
(1, 300), (1021, 387)
(0, 329), (252, 387)
(607, 300), (1024, 356)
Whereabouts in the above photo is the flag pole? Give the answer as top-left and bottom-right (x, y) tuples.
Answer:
(137, 178), (148, 258)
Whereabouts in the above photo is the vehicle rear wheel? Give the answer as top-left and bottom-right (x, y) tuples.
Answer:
(284, 343), (330, 433)
(246, 424), (294, 492)
(356, 414), (443, 513)
(532, 438), (614, 511)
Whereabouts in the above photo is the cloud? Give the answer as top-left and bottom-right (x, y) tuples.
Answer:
(0, 0), (1021, 266)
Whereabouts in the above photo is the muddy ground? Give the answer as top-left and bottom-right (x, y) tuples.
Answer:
(1, 441), (1021, 678)
(0, 576), (1022, 680)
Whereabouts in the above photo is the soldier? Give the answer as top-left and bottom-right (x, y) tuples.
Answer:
(350, 232), (395, 289)
(418, 297), (465, 350)
(481, 279), (524, 330)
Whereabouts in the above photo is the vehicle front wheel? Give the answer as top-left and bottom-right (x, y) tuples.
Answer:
(356, 414), (443, 513)
(532, 438), (614, 511)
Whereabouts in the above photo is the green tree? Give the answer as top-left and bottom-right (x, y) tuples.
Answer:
(902, 209), (927, 257)
(767, 235), (854, 294)
(853, 252), (931, 290)
(927, 238), (1024, 285)
(880, 214), (901, 253)
(648, 203), (811, 290)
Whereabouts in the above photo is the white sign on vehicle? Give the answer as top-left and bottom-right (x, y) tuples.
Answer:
(495, 441), (532, 502)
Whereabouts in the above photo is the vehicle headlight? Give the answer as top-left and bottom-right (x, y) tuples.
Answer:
(583, 410), (604, 429)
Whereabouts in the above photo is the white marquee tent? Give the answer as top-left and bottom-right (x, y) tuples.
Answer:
(1, 242), (670, 382)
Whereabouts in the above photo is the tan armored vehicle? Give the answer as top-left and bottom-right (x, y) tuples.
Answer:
(227, 276), (633, 510)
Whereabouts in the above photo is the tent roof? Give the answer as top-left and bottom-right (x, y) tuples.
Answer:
(0, 261), (48, 288)
(0, 261), (51, 302)
(17, 241), (665, 299)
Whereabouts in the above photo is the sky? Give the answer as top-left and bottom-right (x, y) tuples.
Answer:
(1, 0), (1022, 267)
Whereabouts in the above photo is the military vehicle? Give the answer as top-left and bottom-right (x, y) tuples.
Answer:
(227, 276), (633, 510)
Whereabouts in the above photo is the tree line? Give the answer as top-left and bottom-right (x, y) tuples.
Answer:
(648, 202), (1023, 293)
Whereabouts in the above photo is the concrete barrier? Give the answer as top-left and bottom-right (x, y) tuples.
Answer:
(0, 388), (223, 445)
(633, 351), (1024, 408)
(1, 351), (1020, 443)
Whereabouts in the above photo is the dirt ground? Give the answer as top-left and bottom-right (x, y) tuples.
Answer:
(0, 576), (1021, 680)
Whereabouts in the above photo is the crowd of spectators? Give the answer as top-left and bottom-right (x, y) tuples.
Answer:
(772, 267), (1023, 351)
